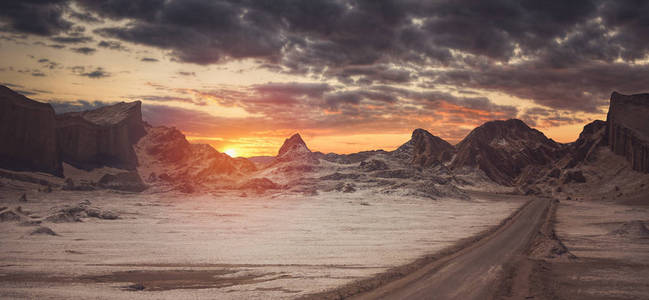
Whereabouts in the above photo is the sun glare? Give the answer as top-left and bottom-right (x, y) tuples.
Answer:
(224, 148), (237, 157)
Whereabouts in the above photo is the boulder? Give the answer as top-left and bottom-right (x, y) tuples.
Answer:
(359, 159), (388, 171)
(0, 85), (62, 175)
(561, 170), (586, 184)
(98, 171), (147, 192)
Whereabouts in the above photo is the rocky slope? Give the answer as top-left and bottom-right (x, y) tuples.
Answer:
(0, 85), (62, 176)
(271, 133), (320, 165)
(406, 128), (455, 167)
(607, 92), (649, 173)
(56, 101), (145, 170)
(450, 119), (564, 186)
(135, 125), (256, 191)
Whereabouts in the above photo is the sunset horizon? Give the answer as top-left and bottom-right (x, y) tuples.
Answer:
(1, 1), (648, 299)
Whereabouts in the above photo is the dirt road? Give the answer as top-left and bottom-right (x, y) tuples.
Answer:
(350, 197), (550, 300)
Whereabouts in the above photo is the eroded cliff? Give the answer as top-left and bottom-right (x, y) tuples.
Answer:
(607, 92), (649, 173)
(0, 86), (62, 175)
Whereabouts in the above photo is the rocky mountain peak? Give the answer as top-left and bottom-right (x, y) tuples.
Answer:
(451, 118), (564, 185)
(278, 133), (311, 157)
(410, 128), (455, 167)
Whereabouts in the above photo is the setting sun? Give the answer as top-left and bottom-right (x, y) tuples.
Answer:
(224, 148), (237, 157)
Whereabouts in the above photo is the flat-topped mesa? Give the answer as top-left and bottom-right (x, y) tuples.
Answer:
(410, 128), (455, 167)
(607, 92), (649, 173)
(0, 85), (62, 176)
(56, 101), (146, 170)
(450, 119), (563, 185)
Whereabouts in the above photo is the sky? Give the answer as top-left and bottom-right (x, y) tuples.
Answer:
(1, 0), (649, 157)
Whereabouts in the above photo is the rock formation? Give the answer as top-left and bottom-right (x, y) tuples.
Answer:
(271, 133), (319, 165)
(450, 119), (564, 185)
(409, 128), (455, 167)
(0, 85), (62, 176)
(607, 92), (649, 173)
(56, 101), (145, 170)
(136, 125), (256, 188)
(557, 120), (607, 169)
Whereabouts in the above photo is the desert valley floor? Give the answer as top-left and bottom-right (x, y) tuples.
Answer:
(0, 180), (525, 299)
(1, 174), (649, 299)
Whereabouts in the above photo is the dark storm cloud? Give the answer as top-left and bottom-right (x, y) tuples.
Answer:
(70, 66), (110, 78)
(71, 47), (96, 55)
(4, 0), (649, 118)
(97, 40), (128, 51)
(434, 62), (649, 113)
(50, 35), (93, 44)
(0, 0), (72, 36)
(68, 9), (102, 24)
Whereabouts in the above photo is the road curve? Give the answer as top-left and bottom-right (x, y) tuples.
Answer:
(350, 197), (550, 300)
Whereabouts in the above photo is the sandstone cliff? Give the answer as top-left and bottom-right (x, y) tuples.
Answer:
(607, 92), (649, 173)
(56, 101), (145, 170)
(0, 85), (62, 176)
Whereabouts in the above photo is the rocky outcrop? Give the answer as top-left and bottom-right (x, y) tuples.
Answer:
(557, 120), (607, 169)
(607, 92), (649, 173)
(136, 125), (256, 186)
(0, 85), (62, 175)
(98, 171), (147, 192)
(450, 119), (564, 186)
(56, 101), (146, 170)
(409, 129), (455, 167)
(271, 133), (319, 165)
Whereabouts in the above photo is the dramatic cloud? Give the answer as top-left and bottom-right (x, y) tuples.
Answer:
(0, 1), (72, 35)
(71, 47), (96, 55)
(97, 40), (128, 51)
(50, 35), (93, 44)
(3, 0), (649, 147)
(70, 66), (110, 78)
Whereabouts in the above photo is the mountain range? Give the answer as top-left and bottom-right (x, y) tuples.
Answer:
(1, 84), (648, 200)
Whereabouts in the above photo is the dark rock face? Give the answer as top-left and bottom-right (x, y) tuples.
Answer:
(607, 92), (649, 173)
(278, 133), (310, 156)
(0, 86), (62, 175)
(56, 101), (146, 170)
(269, 133), (320, 167)
(450, 119), (564, 186)
(561, 170), (586, 184)
(98, 171), (147, 192)
(558, 120), (607, 169)
(409, 128), (455, 167)
(359, 159), (388, 171)
(272, 133), (318, 165)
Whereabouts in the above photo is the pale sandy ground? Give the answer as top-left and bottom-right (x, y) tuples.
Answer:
(0, 184), (523, 299)
(548, 200), (649, 299)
